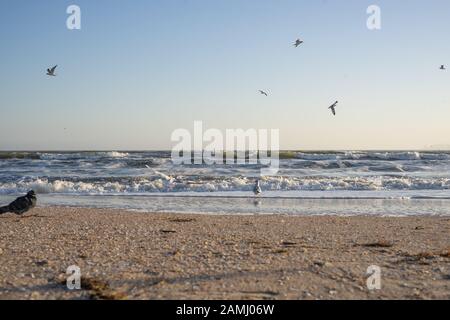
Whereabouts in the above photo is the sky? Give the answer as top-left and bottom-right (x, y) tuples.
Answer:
(0, 0), (449, 150)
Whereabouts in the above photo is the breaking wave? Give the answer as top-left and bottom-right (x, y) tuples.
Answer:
(1, 175), (450, 195)
(1, 151), (450, 200)
(290, 151), (450, 161)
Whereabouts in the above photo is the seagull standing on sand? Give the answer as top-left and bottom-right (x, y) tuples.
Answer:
(294, 39), (303, 47)
(46, 65), (58, 76)
(440, 65), (446, 70)
(253, 180), (262, 196)
(328, 101), (338, 116)
(259, 90), (268, 96)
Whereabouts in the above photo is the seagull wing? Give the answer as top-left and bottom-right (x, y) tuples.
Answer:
(50, 65), (57, 73)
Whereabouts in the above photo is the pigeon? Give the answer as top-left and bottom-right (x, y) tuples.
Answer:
(259, 90), (268, 96)
(0, 190), (37, 215)
(328, 101), (338, 116)
(294, 39), (303, 47)
(253, 180), (262, 196)
(440, 65), (446, 70)
(46, 65), (58, 76)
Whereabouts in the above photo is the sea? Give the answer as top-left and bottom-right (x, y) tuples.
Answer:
(1, 150), (450, 216)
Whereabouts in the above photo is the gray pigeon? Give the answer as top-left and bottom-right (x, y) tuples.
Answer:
(0, 191), (37, 215)
(46, 65), (57, 76)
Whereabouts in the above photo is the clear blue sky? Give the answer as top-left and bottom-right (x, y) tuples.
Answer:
(1, 0), (449, 150)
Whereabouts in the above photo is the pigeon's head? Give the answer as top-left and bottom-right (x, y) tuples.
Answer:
(26, 190), (36, 198)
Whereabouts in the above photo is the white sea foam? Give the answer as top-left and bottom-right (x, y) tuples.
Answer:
(294, 151), (429, 161)
(1, 151), (450, 202)
(1, 175), (450, 196)
(106, 151), (129, 158)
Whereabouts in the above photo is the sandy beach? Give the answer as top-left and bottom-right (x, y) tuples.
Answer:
(0, 206), (449, 300)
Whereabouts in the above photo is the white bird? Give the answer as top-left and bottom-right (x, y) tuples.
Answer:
(46, 65), (57, 76)
(294, 39), (303, 47)
(440, 65), (446, 70)
(259, 90), (268, 96)
(328, 101), (338, 116)
(253, 180), (262, 196)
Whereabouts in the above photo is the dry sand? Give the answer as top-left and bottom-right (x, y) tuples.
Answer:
(0, 206), (449, 300)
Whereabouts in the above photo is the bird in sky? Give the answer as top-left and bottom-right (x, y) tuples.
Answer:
(440, 65), (446, 70)
(46, 65), (58, 76)
(259, 90), (268, 96)
(294, 39), (303, 47)
(328, 101), (338, 116)
(253, 180), (262, 196)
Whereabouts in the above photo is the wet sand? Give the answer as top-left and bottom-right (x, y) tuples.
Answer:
(0, 206), (449, 300)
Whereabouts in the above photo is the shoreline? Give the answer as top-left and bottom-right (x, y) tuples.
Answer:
(0, 206), (449, 299)
(5, 194), (450, 217)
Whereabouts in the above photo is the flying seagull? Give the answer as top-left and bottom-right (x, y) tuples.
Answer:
(440, 65), (446, 70)
(328, 101), (338, 116)
(46, 65), (58, 76)
(253, 180), (262, 196)
(0, 190), (37, 215)
(259, 90), (268, 96)
(294, 39), (303, 47)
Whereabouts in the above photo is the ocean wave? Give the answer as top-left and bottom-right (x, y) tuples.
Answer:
(292, 151), (450, 161)
(0, 151), (133, 161)
(40, 151), (130, 160)
(1, 151), (450, 198)
(287, 160), (428, 172)
(0, 152), (41, 160)
(2, 151), (449, 162)
(105, 151), (129, 158)
(1, 175), (450, 195)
